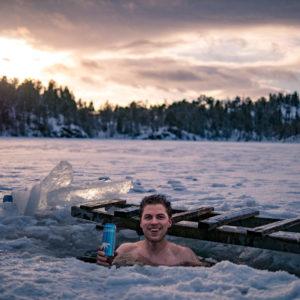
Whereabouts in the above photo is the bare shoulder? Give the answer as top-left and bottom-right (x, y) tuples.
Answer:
(169, 242), (203, 266)
(116, 241), (140, 255)
(169, 242), (195, 255)
(112, 241), (143, 266)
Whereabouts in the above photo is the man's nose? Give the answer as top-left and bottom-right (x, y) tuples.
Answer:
(150, 217), (158, 223)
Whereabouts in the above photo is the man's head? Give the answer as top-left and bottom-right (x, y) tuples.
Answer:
(139, 195), (172, 243)
(140, 194), (172, 218)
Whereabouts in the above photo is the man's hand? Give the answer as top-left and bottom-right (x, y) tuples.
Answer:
(96, 245), (117, 266)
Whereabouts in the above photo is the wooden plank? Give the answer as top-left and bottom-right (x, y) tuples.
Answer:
(71, 206), (140, 229)
(80, 199), (126, 211)
(114, 206), (140, 218)
(71, 206), (300, 254)
(267, 231), (300, 243)
(198, 208), (259, 231)
(171, 208), (186, 214)
(167, 222), (300, 254)
(172, 207), (214, 223)
(216, 214), (300, 232)
(247, 217), (300, 236)
(217, 225), (248, 235)
(179, 210), (300, 231)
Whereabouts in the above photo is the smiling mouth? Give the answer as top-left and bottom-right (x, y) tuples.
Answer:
(150, 228), (160, 232)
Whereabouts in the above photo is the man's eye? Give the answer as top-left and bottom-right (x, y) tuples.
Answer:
(157, 215), (165, 219)
(144, 215), (152, 220)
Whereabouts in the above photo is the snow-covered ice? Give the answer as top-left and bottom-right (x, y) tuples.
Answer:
(0, 138), (300, 299)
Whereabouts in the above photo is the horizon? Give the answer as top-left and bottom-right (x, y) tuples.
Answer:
(1, 0), (300, 109)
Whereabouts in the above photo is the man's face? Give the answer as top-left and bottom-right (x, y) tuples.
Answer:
(140, 204), (172, 242)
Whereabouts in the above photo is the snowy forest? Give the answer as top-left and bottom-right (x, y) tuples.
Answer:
(0, 76), (300, 141)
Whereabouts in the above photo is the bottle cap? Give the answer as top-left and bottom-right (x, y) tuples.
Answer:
(3, 195), (13, 203)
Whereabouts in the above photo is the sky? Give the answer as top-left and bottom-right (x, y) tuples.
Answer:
(0, 0), (300, 109)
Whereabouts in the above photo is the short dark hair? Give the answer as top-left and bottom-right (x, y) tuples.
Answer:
(140, 194), (172, 218)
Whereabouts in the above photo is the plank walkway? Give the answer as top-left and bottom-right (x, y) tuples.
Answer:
(71, 199), (300, 254)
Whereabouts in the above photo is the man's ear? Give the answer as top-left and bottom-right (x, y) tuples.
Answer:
(168, 217), (172, 228)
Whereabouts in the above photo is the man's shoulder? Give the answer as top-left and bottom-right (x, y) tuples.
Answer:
(113, 241), (144, 266)
(117, 241), (141, 254)
(169, 241), (192, 253)
(168, 242), (201, 265)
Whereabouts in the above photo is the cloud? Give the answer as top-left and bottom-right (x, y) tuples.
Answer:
(81, 59), (104, 72)
(0, 0), (300, 107)
(139, 70), (201, 82)
(76, 54), (295, 100)
(1, 0), (300, 51)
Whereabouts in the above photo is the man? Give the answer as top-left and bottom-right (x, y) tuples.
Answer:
(97, 194), (207, 267)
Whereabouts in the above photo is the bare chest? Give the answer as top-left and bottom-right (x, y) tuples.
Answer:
(137, 250), (182, 266)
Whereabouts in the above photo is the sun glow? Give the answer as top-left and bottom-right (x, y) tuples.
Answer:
(0, 37), (70, 82)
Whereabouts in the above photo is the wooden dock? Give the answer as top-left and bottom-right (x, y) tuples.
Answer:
(71, 199), (300, 255)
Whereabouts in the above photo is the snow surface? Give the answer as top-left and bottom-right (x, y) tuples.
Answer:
(0, 138), (300, 299)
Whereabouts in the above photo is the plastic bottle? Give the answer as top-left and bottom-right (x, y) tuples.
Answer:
(2, 195), (19, 214)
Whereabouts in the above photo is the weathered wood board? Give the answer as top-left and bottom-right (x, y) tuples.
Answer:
(247, 217), (300, 236)
(198, 208), (259, 231)
(80, 199), (127, 211)
(172, 207), (214, 223)
(71, 199), (300, 255)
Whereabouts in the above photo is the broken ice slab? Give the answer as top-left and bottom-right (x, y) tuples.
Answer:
(11, 189), (31, 214)
(38, 161), (73, 210)
(46, 180), (133, 207)
(24, 183), (41, 216)
(9, 160), (132, 216)
(23, 161), (73, 215)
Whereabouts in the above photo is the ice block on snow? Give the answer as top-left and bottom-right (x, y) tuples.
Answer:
(47, 180), (132, 207)
(23, 161), (132, 215)
(24, 161), (73, 215)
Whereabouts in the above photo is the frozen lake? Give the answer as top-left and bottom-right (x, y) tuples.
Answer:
(0, 138), (300, 299)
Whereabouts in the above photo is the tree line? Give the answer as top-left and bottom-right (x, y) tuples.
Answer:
(0, 76), (299, 140)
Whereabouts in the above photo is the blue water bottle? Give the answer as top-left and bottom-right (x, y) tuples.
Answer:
(102, 224), (116, 257)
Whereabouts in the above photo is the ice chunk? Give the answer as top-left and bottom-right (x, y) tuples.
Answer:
(11, 189), (31, 214)
(39, 161), (73, 209)
(24, 183), (41, 216)
(41, 161), (73, 190)
(47, 180), (132, 207)
(15, 161), (131, 215)
(24, 161), (73, 215)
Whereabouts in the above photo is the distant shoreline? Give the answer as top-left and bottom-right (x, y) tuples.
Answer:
(1, 135), (300, 143)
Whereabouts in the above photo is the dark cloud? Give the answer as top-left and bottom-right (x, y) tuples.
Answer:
(78, 55), (290, 99)
(139, 70), (200, 82)
(81, 59), (104, 71)
(120, 39), (183, 54)
(245, 66), (299, 82)
(1, 0), (300, 51)
(42, 63), (72, 77)
(80, 76), (97, 85)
